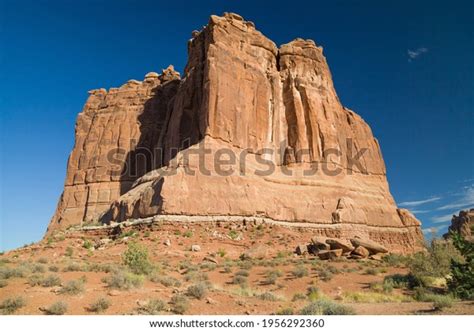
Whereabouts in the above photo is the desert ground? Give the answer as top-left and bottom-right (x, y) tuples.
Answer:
(1, 221), (473, 315)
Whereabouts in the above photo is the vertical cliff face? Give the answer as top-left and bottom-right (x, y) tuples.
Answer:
(47, 13), (423, 253)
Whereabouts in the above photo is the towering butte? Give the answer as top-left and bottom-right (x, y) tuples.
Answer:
(47, 13), (423, 253)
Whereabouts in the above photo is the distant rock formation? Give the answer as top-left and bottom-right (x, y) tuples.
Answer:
(46, 13), (423, 253)
(444, 209), (474, 241)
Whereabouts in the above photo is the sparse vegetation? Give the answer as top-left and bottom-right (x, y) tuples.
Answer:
(102, 270), (144, 290)
(343, 291), (412, 303)
(291, 265), (309, 278)
(60, 277), (86, 295)
(82, 240), (93, 250)
(0, 296), (26, 314)
(150, 274), (181, 287)
(44, 301), (68, 315)
(217, 248), (227, 257)
(37, 257), (48, 264)
(300, 299), (354, 315)
(257, 292), (278, 301)
(183, 230), (193, 238)
(186, 282), (209, 299)
(0, 279), (7, 288)
(170, 294), (189, 314)
(317, 269), (333, 282)
(122, 242), (152, 275)
(275, 307), (294, 315)
(65, 246), (74, 257)
(87, 298), (111, 313)
(264, 269), (282, 285)
(228, 230), (239, 240)
(48, 265), (59, 272)
(63, 262), (85, 272)
(292, 293), (306, 301)
(307, 286), (323, 301)
(137, 299), (166, 315)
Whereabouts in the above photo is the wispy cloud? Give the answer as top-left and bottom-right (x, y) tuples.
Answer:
(407, 47), (428, 62)
(410, 209), (432, 214)
(399, 196), (440, 207)
(431, 213), (455, 223)
(436, 185), (474, 211)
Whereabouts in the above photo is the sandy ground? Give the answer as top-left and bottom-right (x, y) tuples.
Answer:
(1, 222), (473, 315)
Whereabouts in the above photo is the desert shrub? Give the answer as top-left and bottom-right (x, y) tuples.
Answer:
(228, 230), (239, 240)
(275, 307), (294, 315)
(343, 291), (411, 303)
(264, 269), (282, 285)
(87, 298), (110, 313)
(118, 230), (137, 239)
(60, 278), (86, 295)
(0, 280), (7, 288)
(232, 275), (248, 287)
(382, 254), (408, 267)
(0, 266), (27, 279)
(65, 246), (74, 257)
(186, 282), (209, 299)
(448, 231), (474, 299)
(364, 268), (379, 276)
(184, 270), (209, 282)
(217, 248), (227, 257)
(292, 293), (307, 301)
(170, 294), (189, 314)
(183, 230), (193, 238)
(317, 269), (333, 282)
(369, 281), (393, 294)
(0, 297), (25, 314)
(88, 263), (117, 273)
(48, 265), (59, 272)
(137, 299), (166, 315)
(306, 286), (322, 301)
(408, 238), (463, 286)
(122, 242), (152, 275)
(300, 299), (354, 315)
(102, 270), (143, 290)
(432, 294), (454, 310)
(150, 274), (181, 287)
(257, 292), (278, 301)
(82, 240), (93, 250)
(291, 265), (309, 278)
(44, 301), (68, 315)
(27, 274), (44, 286)
(42, 275), (62, 287)
(383, 273), (419, 289)
(237, 260), (254, 270)
(37, 258), (48, 264)
(63, 263), (85, 272)
(235, 270), (249, 277)
(200, 262), (217, 271)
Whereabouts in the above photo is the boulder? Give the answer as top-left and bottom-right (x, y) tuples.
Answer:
(326, 238), (354, 253)
(295, 244), (308, 255)
(241, 245), (268, 260)
(311, 236), (330, 250)
(352, 245), (369, 258)
(191, 245), (201, 252)
(350, 237), (388, 254)
(318, 249), (343, 260)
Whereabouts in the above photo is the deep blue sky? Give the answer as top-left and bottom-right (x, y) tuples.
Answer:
(1, 0), (473, 250)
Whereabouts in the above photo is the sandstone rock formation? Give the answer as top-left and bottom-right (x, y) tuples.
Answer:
(445, 209), (474, 241)
(47, 13), (423, 253)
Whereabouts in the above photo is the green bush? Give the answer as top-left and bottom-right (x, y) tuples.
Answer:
(102, 270), (143, 290)
(383, 274), (419, 289)
(170, 294), (189, 314)
(87, 298), (110, 313)
(45, 301), (68, 315)
(317, 269), (333, 282)
(408, 238), (463, 285)
(432, 295), (454, 310)
(306, 286), (322, 301)
(82, 240), (93, 250)
(232, 275), (248, 287)
(65, 246), (74, 257)
(0, 297), (25, 314)
(275, 307), (294, 315)
(122, 242), (152, 275)
(300, 299), (354, 315)
(448, 231), (474, 299)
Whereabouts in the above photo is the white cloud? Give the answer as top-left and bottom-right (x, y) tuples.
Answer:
(436, 185), (474, 211)
(407, 47), (428, 61)
(431, 213), (455, 223)
(399, 196), (440, 207)
(422, 225), (447, 234)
